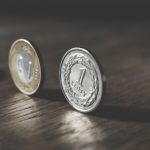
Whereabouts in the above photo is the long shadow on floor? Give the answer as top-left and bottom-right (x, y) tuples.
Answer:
(92, 104), (150, 123)
(35, 88), (150, 123)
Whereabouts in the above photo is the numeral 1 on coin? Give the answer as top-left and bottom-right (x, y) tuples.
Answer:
(77, 68), (86, 86)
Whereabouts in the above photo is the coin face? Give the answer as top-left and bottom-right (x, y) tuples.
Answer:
(60, 47), (106, 113)
(9, 39), (44, 95)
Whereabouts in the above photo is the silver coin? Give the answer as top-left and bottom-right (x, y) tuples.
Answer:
(59, 47), (106, 113)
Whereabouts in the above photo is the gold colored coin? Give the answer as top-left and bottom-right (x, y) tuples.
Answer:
(9, 39), (44, 95)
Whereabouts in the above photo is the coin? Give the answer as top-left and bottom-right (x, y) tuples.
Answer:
(9, 39), (44, 95)
(59, 47), (106, 113)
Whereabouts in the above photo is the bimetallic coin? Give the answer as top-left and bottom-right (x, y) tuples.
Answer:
(60, 47), (106, 113)
(9, 39), (44, 95)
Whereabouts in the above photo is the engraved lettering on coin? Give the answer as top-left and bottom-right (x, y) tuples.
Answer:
(63, 55), (98, 106)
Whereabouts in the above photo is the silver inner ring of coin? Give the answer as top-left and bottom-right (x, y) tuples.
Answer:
(16, 52), (34, 83)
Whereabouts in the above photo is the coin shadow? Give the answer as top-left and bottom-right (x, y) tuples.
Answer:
(34, 89), (150, 123)
(35, 88), (66, 102)
(0, 70), (7, 81)
(92, 104), (150, 123)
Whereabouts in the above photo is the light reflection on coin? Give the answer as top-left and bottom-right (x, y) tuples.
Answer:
(60, 47), (106, 113)
(9, 39), (44, 95)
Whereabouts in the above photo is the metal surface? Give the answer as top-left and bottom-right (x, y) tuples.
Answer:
(60, 47), (106, 113)
(9, 39), (43, 95)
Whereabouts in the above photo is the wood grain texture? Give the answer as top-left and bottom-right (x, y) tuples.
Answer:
(0, 18), (150, 150)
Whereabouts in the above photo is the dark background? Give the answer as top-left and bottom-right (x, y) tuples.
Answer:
(0, 2), (150, 19)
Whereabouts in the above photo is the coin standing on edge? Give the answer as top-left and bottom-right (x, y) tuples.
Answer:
(9, 39), (44, 95)
(60, 47), (106, 113)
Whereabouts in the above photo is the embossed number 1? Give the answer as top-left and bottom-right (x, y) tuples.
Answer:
(77, 68), (86, 86)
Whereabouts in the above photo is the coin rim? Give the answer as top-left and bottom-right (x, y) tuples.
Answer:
(9, 38), (45, 95)
(59, 47), (106, 113)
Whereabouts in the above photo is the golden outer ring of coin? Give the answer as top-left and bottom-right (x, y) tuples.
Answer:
(9, 39), (44, 95)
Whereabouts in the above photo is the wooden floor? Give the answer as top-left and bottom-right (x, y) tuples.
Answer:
(0, 18), (150, 150)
